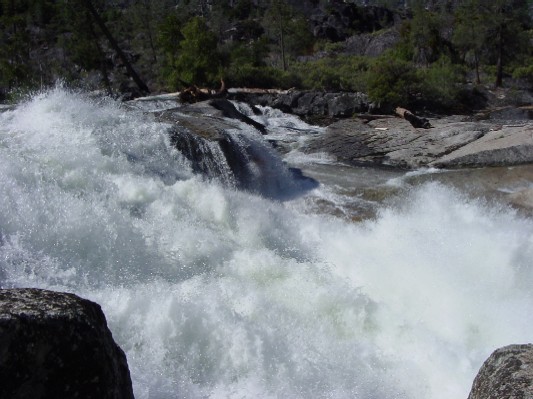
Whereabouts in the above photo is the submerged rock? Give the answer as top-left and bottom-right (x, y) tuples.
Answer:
(0, 288), (134, 399)
(468, 344), (533, 399)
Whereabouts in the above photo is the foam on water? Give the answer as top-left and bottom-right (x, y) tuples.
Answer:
(1, 88), (532, 399)
(232, 102), (330, 167)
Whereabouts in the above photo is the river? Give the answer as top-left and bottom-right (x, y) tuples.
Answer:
(1, 87), (532, 399)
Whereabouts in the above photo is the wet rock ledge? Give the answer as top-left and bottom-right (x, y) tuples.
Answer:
(468, 344), (533, 399)
(0, 288), (134, 399)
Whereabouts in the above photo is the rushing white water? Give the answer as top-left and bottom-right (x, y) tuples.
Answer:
(1, 88), (532, 399)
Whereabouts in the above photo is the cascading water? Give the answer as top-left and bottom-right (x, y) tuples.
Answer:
(1, 87), (532, 399)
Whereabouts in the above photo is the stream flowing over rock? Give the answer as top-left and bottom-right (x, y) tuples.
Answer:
(128, 97), (318, 199)
(0, 288), (134, 399)
(468, 344), (533, 399)
(228, 90), (370, 118)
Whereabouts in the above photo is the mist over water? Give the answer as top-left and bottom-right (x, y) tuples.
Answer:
(1, 88), (532, 399)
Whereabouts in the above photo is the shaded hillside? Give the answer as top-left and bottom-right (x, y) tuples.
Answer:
(1, 0), (532, 112)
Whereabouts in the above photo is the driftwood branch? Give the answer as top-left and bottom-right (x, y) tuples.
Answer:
(179, 79), (227, 103)
(395, 107), (431, 129)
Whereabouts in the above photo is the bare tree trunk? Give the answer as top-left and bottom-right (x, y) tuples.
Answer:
(280, 31), (287, 71)
(279, 18), (287, 71)
(142, 0), (157, 63)
(495, 25), (503, 87)
(474, 52), (481, 85)
(82, 0), (150, 94)
(88, 19), (112, 96)
(395, 107), (432, 129)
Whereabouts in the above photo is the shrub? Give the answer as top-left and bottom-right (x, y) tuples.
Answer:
(226, 65), (300, 89)
(171, 17), (222, 88)
(512, 59), (533, 87)
(290, 55), (370, 92)
(366, 53), (420, 107)
(416, 56), (464, 110)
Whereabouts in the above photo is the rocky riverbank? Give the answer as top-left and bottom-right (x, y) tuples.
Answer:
(304, 115), (533, 169)
(130, 92), (533, 172)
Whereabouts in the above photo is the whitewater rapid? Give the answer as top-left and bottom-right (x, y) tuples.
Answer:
(1, 88), (532, 399)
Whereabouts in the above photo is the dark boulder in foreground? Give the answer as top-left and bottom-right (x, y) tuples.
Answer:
(468, 344), (533, 399)
(0, 288), (134, 399)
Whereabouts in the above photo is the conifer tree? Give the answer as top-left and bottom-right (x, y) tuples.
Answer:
(486, 0), (530, 87)
(173, 16), (222, 87)
(452, 0), (486, 84)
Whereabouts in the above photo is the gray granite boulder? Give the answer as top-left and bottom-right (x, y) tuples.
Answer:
(468, 344), (533, 399)
(0, 288), (134, 399)
(304, 116), (533, 169)
(431, 124), (533, 168)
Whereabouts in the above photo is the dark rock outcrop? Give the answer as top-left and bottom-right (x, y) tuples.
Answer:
(148, 99), (317, 198)
(228, 90), (370, 118)
(310, 4), (398, 41)
(468, 344), (533, 399)
(209, 98), (266, 134)
(342, 29), (400, 57)
(0, 288), (134, 399)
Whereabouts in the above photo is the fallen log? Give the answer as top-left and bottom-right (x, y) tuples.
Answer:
(395, 107), (432, 129)
(179, 79), (227, 103)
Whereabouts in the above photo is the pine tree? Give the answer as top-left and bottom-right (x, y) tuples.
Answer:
(452, 0), (486, 84)
(486, 0), (530, 87)
(173, 16), (222, 87)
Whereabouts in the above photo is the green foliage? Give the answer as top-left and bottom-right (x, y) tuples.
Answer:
(228, 37), (270, 68)
(367, 53), (420, 107)
(291, 55), (370, 92)
(226, 64), (299, 89)
(262, 0), (314, 70)
(512, 58), (533, 87)
(171, 17), (222, 88)
(0, 0), (532, 103)
(477, 0), (531, 86)
(452, 0), (487, 83)
(407, 3), (448, 65)
(366, 52), (464, 110)
(157, 13), (182, 57)
(416, 56), (464, 110)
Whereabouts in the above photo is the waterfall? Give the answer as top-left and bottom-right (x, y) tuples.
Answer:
(1, 87), (532, 399)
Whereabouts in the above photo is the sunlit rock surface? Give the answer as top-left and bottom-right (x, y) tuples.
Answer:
(304, 117), (533, 169)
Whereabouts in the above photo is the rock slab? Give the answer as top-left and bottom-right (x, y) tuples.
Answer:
(304, 117), (533, 169)
(0, 288), (134, 399)
(468, 344), (533, 399)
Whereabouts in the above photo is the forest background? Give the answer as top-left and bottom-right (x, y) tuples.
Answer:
(1, 0), (533, 112)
